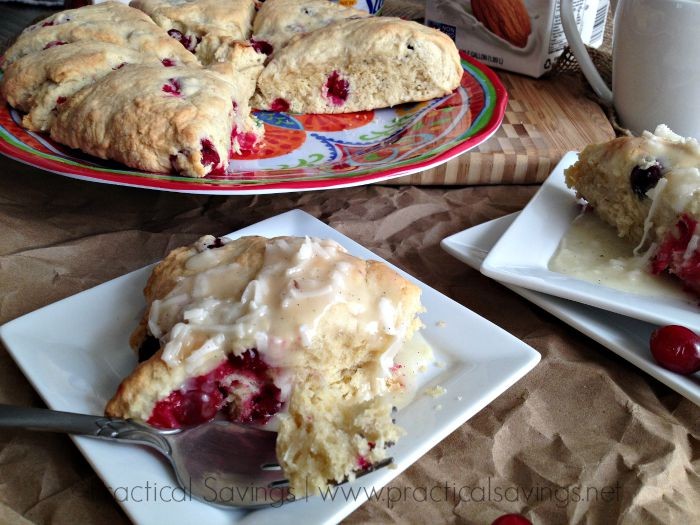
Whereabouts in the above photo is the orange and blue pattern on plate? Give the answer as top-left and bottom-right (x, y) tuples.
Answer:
(0, 52), (507, 194)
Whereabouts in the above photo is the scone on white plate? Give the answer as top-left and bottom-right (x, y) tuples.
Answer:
(50, 56), (263, 178)
(252, 0), (369, 55)
(1, 2), (197, 69)
(129, 0), (257, 65)
(565, 125), (700, 294)
(106, 235), (424, 494)
(252, 17), (463, 113)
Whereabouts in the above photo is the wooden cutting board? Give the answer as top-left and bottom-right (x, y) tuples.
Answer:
(386, 71), (615, 185)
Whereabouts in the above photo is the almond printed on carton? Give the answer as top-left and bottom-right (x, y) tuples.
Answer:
(426, 0), (609, 78)
(471, 0), (531, 48)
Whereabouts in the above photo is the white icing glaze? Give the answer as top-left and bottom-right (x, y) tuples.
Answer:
(685, 234), (700, 262)
(149, 236), (414, 398)
(387, 332), (435, 410)
(549, 212), (693, 301)
(634, 177), (668, 255)
(623, 126), (700, 254)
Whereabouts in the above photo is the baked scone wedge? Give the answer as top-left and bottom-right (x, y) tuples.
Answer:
(1, 42), (188, 133)
(252, 17), (463, 113)
(1, 2), (197, 70)
(252, 0), (369, 55)
(50, 54), (263, 177)
(107, 235), (424, 494)
(130, 0), (256, 64)
(565, 125), (700, 294)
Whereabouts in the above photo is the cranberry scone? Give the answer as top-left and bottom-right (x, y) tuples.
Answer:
(1, 2), (196, 70)
(106, 235), (424, 494)
(252, 0), (369, 55)
(129, 0), (256, 64)
(252, 17), (463, 113)
(50, 57), (263, 178)
(1, 42), (188, 133)
(565, 125), (700, 294)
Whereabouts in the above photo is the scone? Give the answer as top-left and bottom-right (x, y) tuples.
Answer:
(252, 17), (463, 113)
(252, 0), (369, 54)
(1, 42), (187, 132)
(565, 125), (700, 293)
(50, 57), (263, 178)
(1, 2), (196, 70)
(129, 0), (256, 64)
(106, 235), (424, 494)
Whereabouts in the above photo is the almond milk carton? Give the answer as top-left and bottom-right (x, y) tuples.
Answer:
(425, 0), (609, 78)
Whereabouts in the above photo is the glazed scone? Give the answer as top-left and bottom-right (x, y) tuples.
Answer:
(1, 2), (197, 70)
(252, 0), (369, 54)
(565, 125), (700, 293)
(50, 57), (263, 177)
(107, 235), (424, 494)
(129, 0), (256, 64)
(0, 42), (185, 132)
(252, 17), (463, 113)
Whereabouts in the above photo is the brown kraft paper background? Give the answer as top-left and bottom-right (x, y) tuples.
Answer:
(0, 162), (698, 524)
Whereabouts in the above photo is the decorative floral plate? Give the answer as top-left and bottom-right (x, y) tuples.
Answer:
(0, 53), (507, 194)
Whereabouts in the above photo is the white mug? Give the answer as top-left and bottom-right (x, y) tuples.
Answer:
(561, 0), (700, 138)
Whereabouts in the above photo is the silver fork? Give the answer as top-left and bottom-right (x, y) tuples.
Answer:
(0, 404), (391, 509)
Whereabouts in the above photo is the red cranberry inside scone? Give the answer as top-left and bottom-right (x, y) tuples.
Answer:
(162, 78), (182, 96)
(270, 98), (290, 112)
(43, 40), (67, 50)
(323, 71), (349, 106)
(200, 138), (223, 172)
(167, 29), (200, 53)
(230, 126), (259, 154)
(651, 214), (700, 294)
(250, 38), (273, 56)
(148, 349), (282, 429)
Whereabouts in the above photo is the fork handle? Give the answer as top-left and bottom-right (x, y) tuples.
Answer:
(0, 404), (113, 435)
(0, 404), (170, 453)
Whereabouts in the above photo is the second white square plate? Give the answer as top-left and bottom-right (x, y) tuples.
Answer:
(0, 210), (540, 525)
(442, 213), (700, 406)
(480, 152), (700, 333)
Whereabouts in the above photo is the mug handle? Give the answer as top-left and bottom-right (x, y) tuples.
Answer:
(559, 0), (613, 104)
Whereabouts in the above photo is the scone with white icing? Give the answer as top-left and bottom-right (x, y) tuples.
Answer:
(252, 17), (463, 113)
(1, 42), (189, 133)
(252, 0), (369, 55)
(106, 235), (424, 494)
(565, 125), (700, 293)
(50, 57), (263, 178)
(129, 0), (257, 65)
(1, 2), (197, 69)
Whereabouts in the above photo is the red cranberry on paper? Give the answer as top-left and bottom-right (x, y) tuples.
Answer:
(491, 514), (532, 525)
(649, 325), (700, 375)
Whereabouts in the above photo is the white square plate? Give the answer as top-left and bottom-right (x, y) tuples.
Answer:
(480, 152), (700, 334)
(0, 210), (540, 525)
(442, 213), (700, 406)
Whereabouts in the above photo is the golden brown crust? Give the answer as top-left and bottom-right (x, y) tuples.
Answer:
(130, 0), (255, 41)
(252, 0), (369, 51)
(253, 17), (463, 113)
(565, 132), (700, 244)
(129, 0), (257, 65)
(2, 2), (195, 69)
(1, 42), (175, 132)
(49, 55), (262, 177)
(565, 137), (651, 242)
